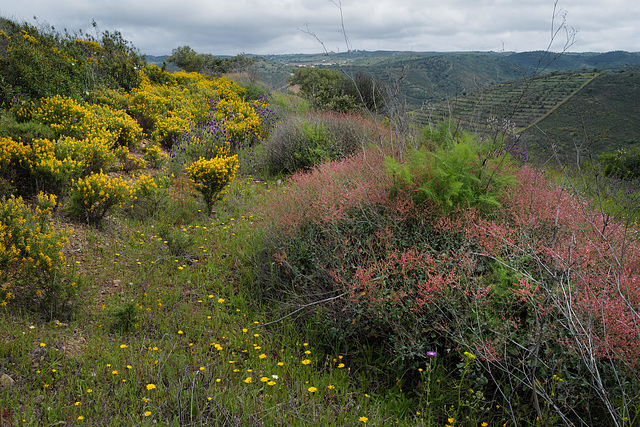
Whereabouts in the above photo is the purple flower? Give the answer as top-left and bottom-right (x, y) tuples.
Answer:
(426, 351), (437, 357)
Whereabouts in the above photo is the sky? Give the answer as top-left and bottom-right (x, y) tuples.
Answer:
(1, 0), (638, 56)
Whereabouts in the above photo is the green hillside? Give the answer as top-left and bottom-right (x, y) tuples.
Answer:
(253, 50), (640, 109)
(349, 53), (525, 108)
(520, 70), (640, 161)
(413, 70), (599, 129)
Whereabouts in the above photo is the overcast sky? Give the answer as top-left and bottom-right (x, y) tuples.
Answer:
(1, 1), (638, 56)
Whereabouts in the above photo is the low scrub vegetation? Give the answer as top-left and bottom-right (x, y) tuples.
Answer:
(1, 15), (639, 427)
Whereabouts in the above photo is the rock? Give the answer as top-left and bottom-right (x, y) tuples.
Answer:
(0, 373), (15, 389)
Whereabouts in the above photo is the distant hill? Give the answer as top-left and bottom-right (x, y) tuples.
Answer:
(412, 67), (640, 161)
(413, 70), (600, 129)
(520, 70), (640, 162)
(247, 50), (640, 109)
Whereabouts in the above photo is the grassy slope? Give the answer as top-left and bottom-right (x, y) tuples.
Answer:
(1, 174), (401, 426)
(4, 128), (459, 427)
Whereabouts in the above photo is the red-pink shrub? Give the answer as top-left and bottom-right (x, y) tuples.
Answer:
(465, 165), (640, 368)
(260, 147), (392, 235)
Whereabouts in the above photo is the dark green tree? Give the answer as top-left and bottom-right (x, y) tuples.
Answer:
(167, 46), (255, 76)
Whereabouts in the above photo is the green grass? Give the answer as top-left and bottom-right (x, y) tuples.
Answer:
(0, 169), (471, 426)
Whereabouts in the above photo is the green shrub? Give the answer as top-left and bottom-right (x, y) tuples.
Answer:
(289, 67), (358, 112)
(600, 146), (640, 179)
(0, 18), (144, 105)
(114, 146), (147, 172)
(258, 112), (372, 175)
(0, 113), (54, 142)
(127, 173), (170, 220)
(110, 302), (139, 333)
(385, 126), (515, 213)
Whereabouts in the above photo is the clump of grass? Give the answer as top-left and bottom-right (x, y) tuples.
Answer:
(110, 302), (139, 333)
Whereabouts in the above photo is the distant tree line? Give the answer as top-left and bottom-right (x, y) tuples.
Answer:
(166, 46), (254, 76)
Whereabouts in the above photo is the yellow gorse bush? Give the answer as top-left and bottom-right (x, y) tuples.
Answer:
(0, 195), (71, 310)
(68, 172), (134, 223)
(214, 97), (264, 142)
(186, 155), (239, 213)
(0, 137), (33, 171)
(129, 71), (267, 146)
(35, 191), (57, 217)
(33, 95), (142, 147)
(20, 29), (38, 44)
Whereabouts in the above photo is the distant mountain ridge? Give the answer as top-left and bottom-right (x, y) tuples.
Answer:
(243, 50), (640, 109)
(148, 50), (640, 103)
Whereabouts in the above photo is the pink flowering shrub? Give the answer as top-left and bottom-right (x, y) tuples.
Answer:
(256, 128), (640, 424)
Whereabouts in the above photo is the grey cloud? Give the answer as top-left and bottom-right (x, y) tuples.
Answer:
(1, 0), (638, 55)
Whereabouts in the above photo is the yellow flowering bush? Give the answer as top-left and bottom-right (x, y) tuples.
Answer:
(32, 95), (92, 139)
(143, 143), (168, 169)
(114, 146), (147, 172)
(87, 104), (143, 147)
(35, 191), (57, 217)
(213, 97), (263, 143)
(128, 73), (187, 141)
(87, 87), (131, 111)
(0, 137), (33, 171)
(129, 70), (270, 147)
(127, 173), (170, 219)
(27, 137), (116, 192)
(10, 96), (36, 122)
(32, 95), (142, 147)
(0, 195), (74, 316)
(153, 113), (192, 146)
(186, 155), (238, 213)
(68, 172), (134, 223)
(0, 137), (37, 193)
(33, 95), (142, 146)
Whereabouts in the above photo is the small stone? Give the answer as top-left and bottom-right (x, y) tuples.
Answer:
(0, 373), (15, 389)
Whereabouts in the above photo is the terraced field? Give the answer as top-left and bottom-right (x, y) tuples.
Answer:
(521, 70), (640, 161)
(415, 70), (599, 130)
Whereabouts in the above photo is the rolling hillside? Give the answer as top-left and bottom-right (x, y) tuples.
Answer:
(413, 70), (599, 129)
(520, 70), (640, 161)
(251, 50), (640, 109)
